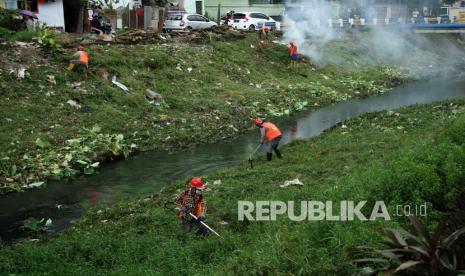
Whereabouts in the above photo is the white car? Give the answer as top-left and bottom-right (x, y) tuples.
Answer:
(230, 12), (278, 31)
(164, 13), (217, 31)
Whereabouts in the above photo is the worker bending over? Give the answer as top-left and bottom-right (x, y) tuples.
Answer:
(254, 118), (282, 161)
(67, 45), (89, 78)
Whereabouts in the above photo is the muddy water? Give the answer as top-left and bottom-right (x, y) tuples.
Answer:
(1, 78), (465, 241)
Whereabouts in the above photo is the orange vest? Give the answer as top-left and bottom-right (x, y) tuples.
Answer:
(262, 25), (270, 32)
(79, 51), (89, 65)
(263, 122), (282, 141)
(179, 191), (203, 218)
(290, 44), (298, 55)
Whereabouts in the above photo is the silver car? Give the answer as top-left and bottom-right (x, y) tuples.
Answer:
(164, 13), (217, 31)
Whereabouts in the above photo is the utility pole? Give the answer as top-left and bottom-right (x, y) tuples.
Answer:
(217, 2), (221, 25)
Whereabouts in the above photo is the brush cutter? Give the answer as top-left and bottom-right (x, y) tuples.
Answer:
(164, 201), (223, 239)
(248, 143), (262, 169)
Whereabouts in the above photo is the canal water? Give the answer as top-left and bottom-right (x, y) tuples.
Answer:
(1, 78), (465, 241)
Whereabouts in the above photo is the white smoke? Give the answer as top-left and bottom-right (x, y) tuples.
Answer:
(283, 0), (465, 77)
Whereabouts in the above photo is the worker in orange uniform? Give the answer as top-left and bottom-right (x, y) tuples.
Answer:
(289, 42), (299, 65)
(259, 24), (270, 39)
(254, 118), (283, 161)
(67, 45), (89, 78)
(173, 177), (208, 236)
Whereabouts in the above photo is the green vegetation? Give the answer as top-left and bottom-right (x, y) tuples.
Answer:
(1, 100), (464, 275)
(0, 33), (409, 192)
(358, 216), (465, 274)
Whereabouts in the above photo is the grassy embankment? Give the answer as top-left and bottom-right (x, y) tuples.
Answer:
(0, 33), (407, 192)
(1, 99), (465, 274)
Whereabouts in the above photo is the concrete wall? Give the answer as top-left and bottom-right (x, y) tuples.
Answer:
(179, 0), (205, 14)
(205, 0), (285, 19)
(37, 0), (65, 29)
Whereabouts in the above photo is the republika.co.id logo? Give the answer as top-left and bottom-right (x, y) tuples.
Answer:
(238, 201), (427, 221)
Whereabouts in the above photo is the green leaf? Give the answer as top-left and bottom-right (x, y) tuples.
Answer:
(442, 226), (465, 248)
(67, 138), (81, 147)
(65, 153), (73, 162)
(91, 125), (101, 133)
(10, 164), (17, 175)
(22, 217), (45, 232)
(26, 182), (45, 188)
(394, 260), (422, 273)
(84, 167), (94, 175)
(76, 160), (89, 165)
(35, 138), (50, 148)
(407, 216), (432, 244)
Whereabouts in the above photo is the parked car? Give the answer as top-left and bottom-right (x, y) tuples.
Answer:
(164, 13), (217, 31)
(230, 12), (277, 31)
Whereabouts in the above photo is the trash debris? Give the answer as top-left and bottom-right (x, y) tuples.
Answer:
(46, 75), (56, 85)
(219, 221), (228, 225)
(14, 68), (26, 79)
(96, 68), (109, 80)
(187, 67), (193, 73)
(66, 99), (81, 109)
(213, 180), (222, 185)
(67, 82), (82, 89)
(341, 124), (348, 129)
(250, 44), (256, 49)
(14, 41), (33, 48)
(280, 178), (304, 188)
(145, 89), (163, 106)
(111, 75), (129, 93)
(45, 218), (52, 227)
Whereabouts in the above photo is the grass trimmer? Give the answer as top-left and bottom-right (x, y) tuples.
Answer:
(164, 201), (224, 239)
(188, 213), (223, 239)
(248, 144), (262, 169)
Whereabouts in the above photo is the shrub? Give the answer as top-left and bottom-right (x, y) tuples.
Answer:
(356, 216), (465, 275)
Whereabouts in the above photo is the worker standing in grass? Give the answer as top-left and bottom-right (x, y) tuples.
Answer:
(254, 118), (282, 161)
(289, 42), (299, 65)
(67, 45), (89, 78)
(173, 177), (209, 236)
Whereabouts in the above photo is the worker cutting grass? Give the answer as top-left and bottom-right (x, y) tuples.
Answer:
(254, 118), (282, 161)
(172, 177), (209, 236)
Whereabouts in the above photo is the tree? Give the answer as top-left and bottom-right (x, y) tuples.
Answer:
(88, 0), (121, 9)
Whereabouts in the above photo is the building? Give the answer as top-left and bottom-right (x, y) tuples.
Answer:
(2, 0), (86, 32)
(443, 0), (465, 22)
(0, 0), (4, 9)
(181, 0), (205, 14)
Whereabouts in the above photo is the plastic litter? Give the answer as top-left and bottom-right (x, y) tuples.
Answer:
(280, 178), (304, 188)
(46, 75), (56, 84)
(67, 99), (81, 109)
(112, 75), (129, 93)
(14, 68), (26, 79)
